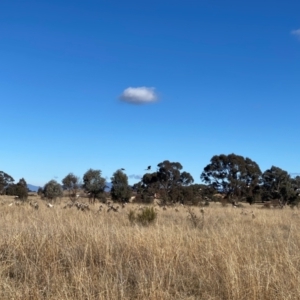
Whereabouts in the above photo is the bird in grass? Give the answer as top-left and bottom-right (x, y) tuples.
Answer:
(145, 166), (151, 171)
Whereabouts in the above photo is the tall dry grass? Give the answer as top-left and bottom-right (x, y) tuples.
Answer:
(0, 196), (300, 299)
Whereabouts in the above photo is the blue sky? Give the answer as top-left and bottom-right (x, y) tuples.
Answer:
(1, 0), (300, 187)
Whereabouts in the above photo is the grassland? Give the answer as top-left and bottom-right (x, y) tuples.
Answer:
(0, 195), (300, 299)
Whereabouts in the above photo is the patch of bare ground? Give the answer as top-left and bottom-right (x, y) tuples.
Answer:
(0, 197), (299, 299)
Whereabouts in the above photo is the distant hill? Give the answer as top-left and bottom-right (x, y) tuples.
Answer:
(105, 182), (112, 192)
(27, 184), (41, 192)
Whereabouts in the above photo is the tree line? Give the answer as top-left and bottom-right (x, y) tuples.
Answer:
(1, 153), (300, 206)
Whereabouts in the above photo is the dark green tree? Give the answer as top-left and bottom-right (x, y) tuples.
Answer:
(132, 178), (156, 204)
(201, 154), (262, 202)
(110, 170), (132, 203)
(262, 166), (296, 205)
(5, 184), (17, 196)
(5, 178), (27, 199)
(291, 176), (300, 206)
(291, 176), (300, 193)
(195, 183), (216, 199)
(43, 180), (63, 201)
(82, 169), (106, 203)
(15, 178), (28, 200)
(156, 160), (194, 203)
(138, 172), (160, 203)
(136, 160), (194, 204)
(0, 171), (14, 194)
(62, 173), (81, 202)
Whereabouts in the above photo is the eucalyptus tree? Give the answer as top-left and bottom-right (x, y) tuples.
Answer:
(135, 172), (160, 203)
(156, 160), (194, 203)
(5, 177), (28, 200)
(201, 153), (262, 202)
(82, 169), (106, 204)
(262, 166), (296, 205)
(15, 178), (28, 200)
(0, 171), (14, 195)
(110, 169), (131, 203)
(62, 173), (81, 202)
(136, 160), (194, 204)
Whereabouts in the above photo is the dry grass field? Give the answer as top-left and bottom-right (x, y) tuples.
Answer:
(0, 195), (300, 300)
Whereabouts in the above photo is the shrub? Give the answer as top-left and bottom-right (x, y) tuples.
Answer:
(15, 184), (28, 200)
(128, 207), (157, 226)
(43, 180), (63, 201)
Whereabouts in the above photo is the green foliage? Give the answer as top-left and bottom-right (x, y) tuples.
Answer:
(16, 178), (28, 200)
(291, 176), (300, 206)
(43, 180), (63, 201)
(62, 173), (81, 201)
(157, 161), (194, 203)
(140, 173), (160, 198)
(128, 207), (157, 226)
(262, 166), (296, 205)
(5, 184), (17, 196)
(137, 160), (194, 204)
(82, 169), (106, 203)
(110, 170), (131, 202)
(201, 153), (262, 201)
(157, 161), (194, 192)
(5, 178), (28, 200)
(292, 176), (300, 190)
(136, 207), (157, 225)
(0, 171), (14, 194)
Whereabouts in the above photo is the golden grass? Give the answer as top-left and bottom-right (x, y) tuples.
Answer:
(0, 196), (300, 299)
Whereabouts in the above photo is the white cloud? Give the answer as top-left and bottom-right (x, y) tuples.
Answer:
(120, 87), (158, 104)
(291, 29), (300, 39)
